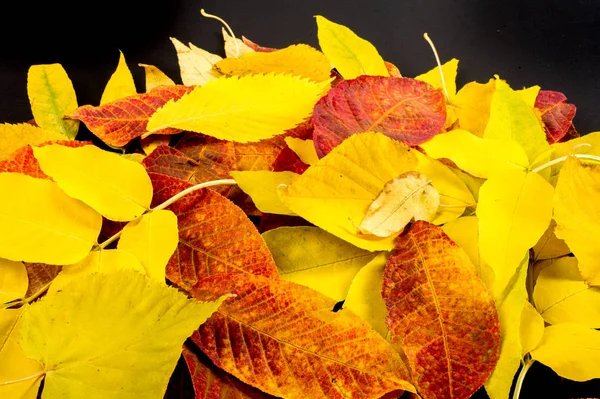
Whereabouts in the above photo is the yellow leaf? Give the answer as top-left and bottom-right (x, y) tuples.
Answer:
(485, 255), (529, 399)
(138, 63), (175, 91)
(0, 123), (66, 160)
(478, 170), (553, 296)
(414, 150), (475, 224)
(27, 64), (79, 138)
(0, 259), (28, 304)
(0, 308), (44, 399)
(533, 256), (600, 327)
(0, 173), (101, 265)
(222, 28), (255, 58)
(230, 170), (298, 215)
(33, 144), (153, 221)
(343, 253), (389, 337)
(215, 44), (332, 82)
(141, 134), (170, 155)
(170, 37), (222, 86)
(147, 74), (329, 142)
(100, 51), (137, 105)
(484, 78), (549, 164)
(454, 78), (495, 137)
(515, 85), (541, 108)
(359, 171), (439, 237)
(279, 132), (418, 251)
(20, 271), (225, 399)
(520, 301), (544, 355)
(121, 153), (146, 163)
(420, 129), (529, 178)
(553, 157), (600, 285)
(49, 249), (145, 294)
(532, 219), (571, 262)
(549, 131), (600, 182)
(415, 58), (459, 101)
(448, 165), (485, 203)
(117, 210), (179, 282)
(284, 137), (319, 165)
(315, 15), (388, 79)
(531, 323), (600, 381)
(262, 226), (379, 301)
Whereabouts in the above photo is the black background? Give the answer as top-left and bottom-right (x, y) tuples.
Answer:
(2, 0), (600, 397)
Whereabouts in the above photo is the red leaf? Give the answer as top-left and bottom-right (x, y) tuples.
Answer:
(272, 146), (309, 174)
(149, 173), (278, 293)
(382, 221), (500, 399)
(241, 36), (278, 53)
(69, 85), (194, 147)
(313, 76), (446, 157)
(534, 90), (577, 144)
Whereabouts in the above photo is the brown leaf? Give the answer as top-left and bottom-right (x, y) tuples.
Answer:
(534, 90), (577, 144)
(24, 262), (62, 297)
(69, 85), (194, 147)
(182, 345), (275, 399)
(313, 76), (446, 157)
(191, 273), (414, 399)
(383, 221), (500, 399)
(149, 173), (278, 292)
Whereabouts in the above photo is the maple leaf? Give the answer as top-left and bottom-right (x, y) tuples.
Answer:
(383, 221), (500, 399)
(100, 51), (137, 104)
(69, 85), (194, 147)
(312, 76), (446, 157)
(534, 90), (577, 144)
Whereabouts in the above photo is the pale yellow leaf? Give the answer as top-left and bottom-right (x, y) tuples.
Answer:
(0, 308), (43, 399)
(516, 85), (541, 108)
(553, 157), (600, 285)
(0, 123), (66, 160)
(100, 51), (137, 105)
(414, 150), (475, 224)
(484, 78), (549, 164)
(420, 129), (529, 178)
(415, 58), (459, 101)
(222, 28), (255, 58)
(279, 132), (418, 251)
(0, 259), (28, 304)
(520, 301), (544, 355)
(138, 63), (175, 91)
(454, 78), (495, 137)
(20, 271), (225, 399)
(533, 256), (600, 327)
(33, 144), (153, 222)
(262, 226), (379, 301)
(0, 173), (101, 265)
(478, 170), (553, 296)
(315, 15), (388, 79)
(343, 253), (389, 337)
(117, 210), (179, 282)
(359, 171), (439, 237)
(284, 137), (319, 165)
(230, 170), (298, 215)
(531, 323), (600, 381)
(27, 63), (79, 139)
(49, 249), (145, 294)
(170, 37), (222, 86)
(147, 74), (329, 142)
(532, 219), (571, 262)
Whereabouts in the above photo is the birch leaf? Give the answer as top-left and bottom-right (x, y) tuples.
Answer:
(100, 51), (136, 105)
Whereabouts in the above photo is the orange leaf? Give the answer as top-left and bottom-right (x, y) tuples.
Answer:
(149, 173), (278, 292)
(191, 273), (414, 399)
(383, 221), (500, 399)
(313, 76), (446, 157)
(69, 85), (194, 147)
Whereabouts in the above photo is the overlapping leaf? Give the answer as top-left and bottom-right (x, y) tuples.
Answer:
(0, 259), (28, 304)
(171, 37), (223, 86)
(0, 123), (66, 160)
(100, 51), (136, 104)
(230, 170), (299, 215)
(534, 90), (576, 144)
(138, 63), (175, 91)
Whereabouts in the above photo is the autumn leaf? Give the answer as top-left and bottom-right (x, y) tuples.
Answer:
(531, 219), (571, 262)
(312, 76), (446, 157)
(140, 134), (170, 155)
(415, 58), (459, 101)
(279, 132), (418, 251)
(149, 173), (278, 292)
(27, 63), (79, 139)
(215, 44), (332, 82)
(553, 157), (600, 285)
(192, 273), (415, 399)
(535, 90), (577, 144)
(171, 37), (223, 85)
(0, 173), (101, 265)
(284, 137), (319, 165)
(146, 74), (329, 142)
(23, 263), (61, 298)
(359, 171), (440, 237)
(0, 123), (66, 160)
(261, 226), (379, 301)
(454, 78), (495, 137)
(315, 15), (388, 79)
(19, 271), (225, 399)
(33, 144), (153, 221)
(241, 35), (277, 53)
(138, 63), (175, 91)
(272, 145), (310, 174)
(222, 28), (256, 58)
(230, 170), (299, 215)
(520, 302), (544, 356)
(0, 258), (28, 304)
(516, 85), (541, 108)
(100, 51), (137, 104)
(69, 85), (194, 147)
(382, 221), (500, 399)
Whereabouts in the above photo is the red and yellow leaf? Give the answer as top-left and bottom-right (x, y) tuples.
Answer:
(534, 90), (576, 144)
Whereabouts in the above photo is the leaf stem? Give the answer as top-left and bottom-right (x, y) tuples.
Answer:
(531, 153), (600, 174)
(200, 9), (240, 57)
(423, 33), (451, 102)
(512, 356), (535, 399)
(0, 371), (45, 386)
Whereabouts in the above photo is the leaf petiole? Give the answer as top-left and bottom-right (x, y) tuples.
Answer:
(200, 9), (240, 57)
(0, 371), (45, 387)
(512, 355), (535, 399)
(531, 153), (600, 174)
(423, 33), (451, 103)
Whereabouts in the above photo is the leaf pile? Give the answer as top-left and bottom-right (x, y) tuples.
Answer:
(1, 11), (599, 399)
